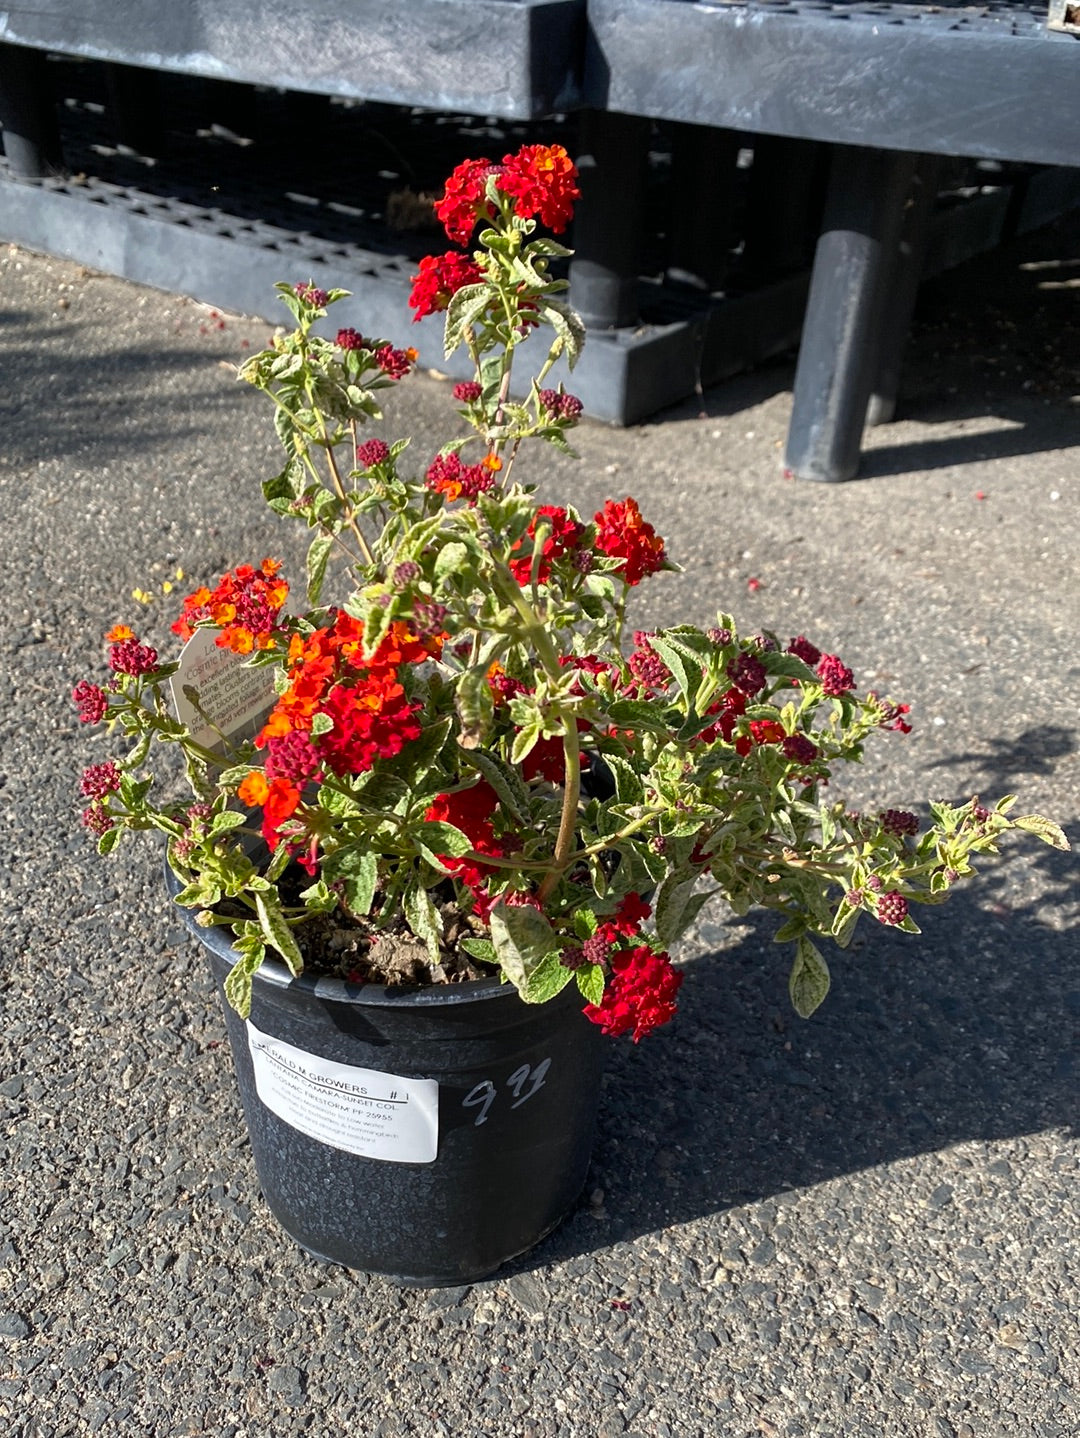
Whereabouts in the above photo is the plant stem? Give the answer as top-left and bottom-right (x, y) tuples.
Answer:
(488, 563), (581, 904)
(322, 431), (375, 567)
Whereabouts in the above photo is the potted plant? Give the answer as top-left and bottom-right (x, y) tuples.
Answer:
(73, 143), (1068, 1285)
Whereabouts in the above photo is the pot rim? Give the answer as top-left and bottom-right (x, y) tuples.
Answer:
(164, 859), (512, 1010)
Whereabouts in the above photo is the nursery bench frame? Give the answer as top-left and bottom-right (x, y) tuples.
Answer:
(1, 0), (1078, 464)
(583, 0), (1080, 477)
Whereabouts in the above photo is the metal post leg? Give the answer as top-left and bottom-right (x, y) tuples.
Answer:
(784, 146), (917, 482)
(569, 109), (649, 330)
(866, 156), (943, 427)
(0, 44), (63, 178)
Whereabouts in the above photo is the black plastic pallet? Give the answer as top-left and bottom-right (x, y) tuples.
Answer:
(588, 0), (1080, 167)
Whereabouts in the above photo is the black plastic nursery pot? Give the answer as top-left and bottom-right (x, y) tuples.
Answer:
(174, 882), (606, 1286)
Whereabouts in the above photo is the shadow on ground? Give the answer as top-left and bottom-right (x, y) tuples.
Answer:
(504, 825), (1078, 1276)
(0, 317), (256, 468)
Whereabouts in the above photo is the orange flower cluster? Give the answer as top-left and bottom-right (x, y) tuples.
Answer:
(238, 614), (441, 852)
(172, 559), (288, 654)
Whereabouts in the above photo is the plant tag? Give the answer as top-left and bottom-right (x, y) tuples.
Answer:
(170, 629), (277, 753)
(245, 1020), (439, 1163)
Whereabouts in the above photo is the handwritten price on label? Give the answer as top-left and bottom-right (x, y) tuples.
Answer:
(461, 1059), (552, 1126)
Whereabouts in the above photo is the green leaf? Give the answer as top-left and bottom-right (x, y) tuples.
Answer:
(97, 826), (121, 856)
(572, 908), (599, 940)
(434, 541), (470, 583)
(646, 635), (692, 702)
(324, 847), (378, 916)
(310, 711), (334, 737)
(408, 715), (454, 774)
(523, 951), (574, 1004)
(404, 881), (443, 964)
(455, 667), (495, 750)
(223, 937), (266, 1020)
(298, 879), (339, 915)
(654, 869), (700, 948)
(208, 809), (247, 839)
(1012, 815), (1070, 850)
(537, 298), (586, 371)
(416, 820), (474, 858)
(262, 459), (304, 508)
(763, 652), (817, 684)
(443, 282), (494, 358)
(605, 699), (677, 732)
(318, 785), (363, 817)
(305, 532), (334, 605)
(510, 721), (542, 767)
(489, 902), (558, 996)
(830, 903), (860, 949)
(575, 963), (605, 1007)
(255, 891), (304, 977)
(460, 937), (497, 964)
(119, 774), (152, 810)
(523, 236), (574, 261)
(772, 915), (807, 944)
(788, 936), (831, 1018)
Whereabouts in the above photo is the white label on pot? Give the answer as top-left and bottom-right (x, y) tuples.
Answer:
(170, 628), (277, 754)
(246, 1021), (439, 1164)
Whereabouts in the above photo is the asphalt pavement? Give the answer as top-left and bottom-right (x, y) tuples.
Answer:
(1, 213), (1078, 1438)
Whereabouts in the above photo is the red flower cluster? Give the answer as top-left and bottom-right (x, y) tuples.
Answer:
(434, 157), (497, 246)
(627, 633), (670, 693)
(433, 145), (579, 247)
(294, 283), (328, 307)
(698, 687), (748, 747)
(172, 559), (289, 655)
(508, 505), (586, 584)
(72, 680), (108, 725)
(425, 451), (500, 502)
(80, 761), (121, 800)
(424, 781), (509, 913)
(593, 498), (666, 587)
(782, 733), (819, 765)
(817, 653), (855, 696)
(583, 945), (683, 1042)
(105, 625), (159, 677)
(356, 439), (390, 469)
(726, 651), (767, 696)
(787, 635), (822, 667)
(238, 614), (440, 852)
(749, 718), (785, 746)
(495, 144), (580, 233)
(487, 662), (527, 706)
(875, 890), (909, 926)
(881, 808), (919, 837)
(538, 389), (583, 422)
(408, 251), (485, 322)
(374, 344), (417, 380)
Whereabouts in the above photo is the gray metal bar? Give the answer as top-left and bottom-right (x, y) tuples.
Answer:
(785, 146), (918, 483)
